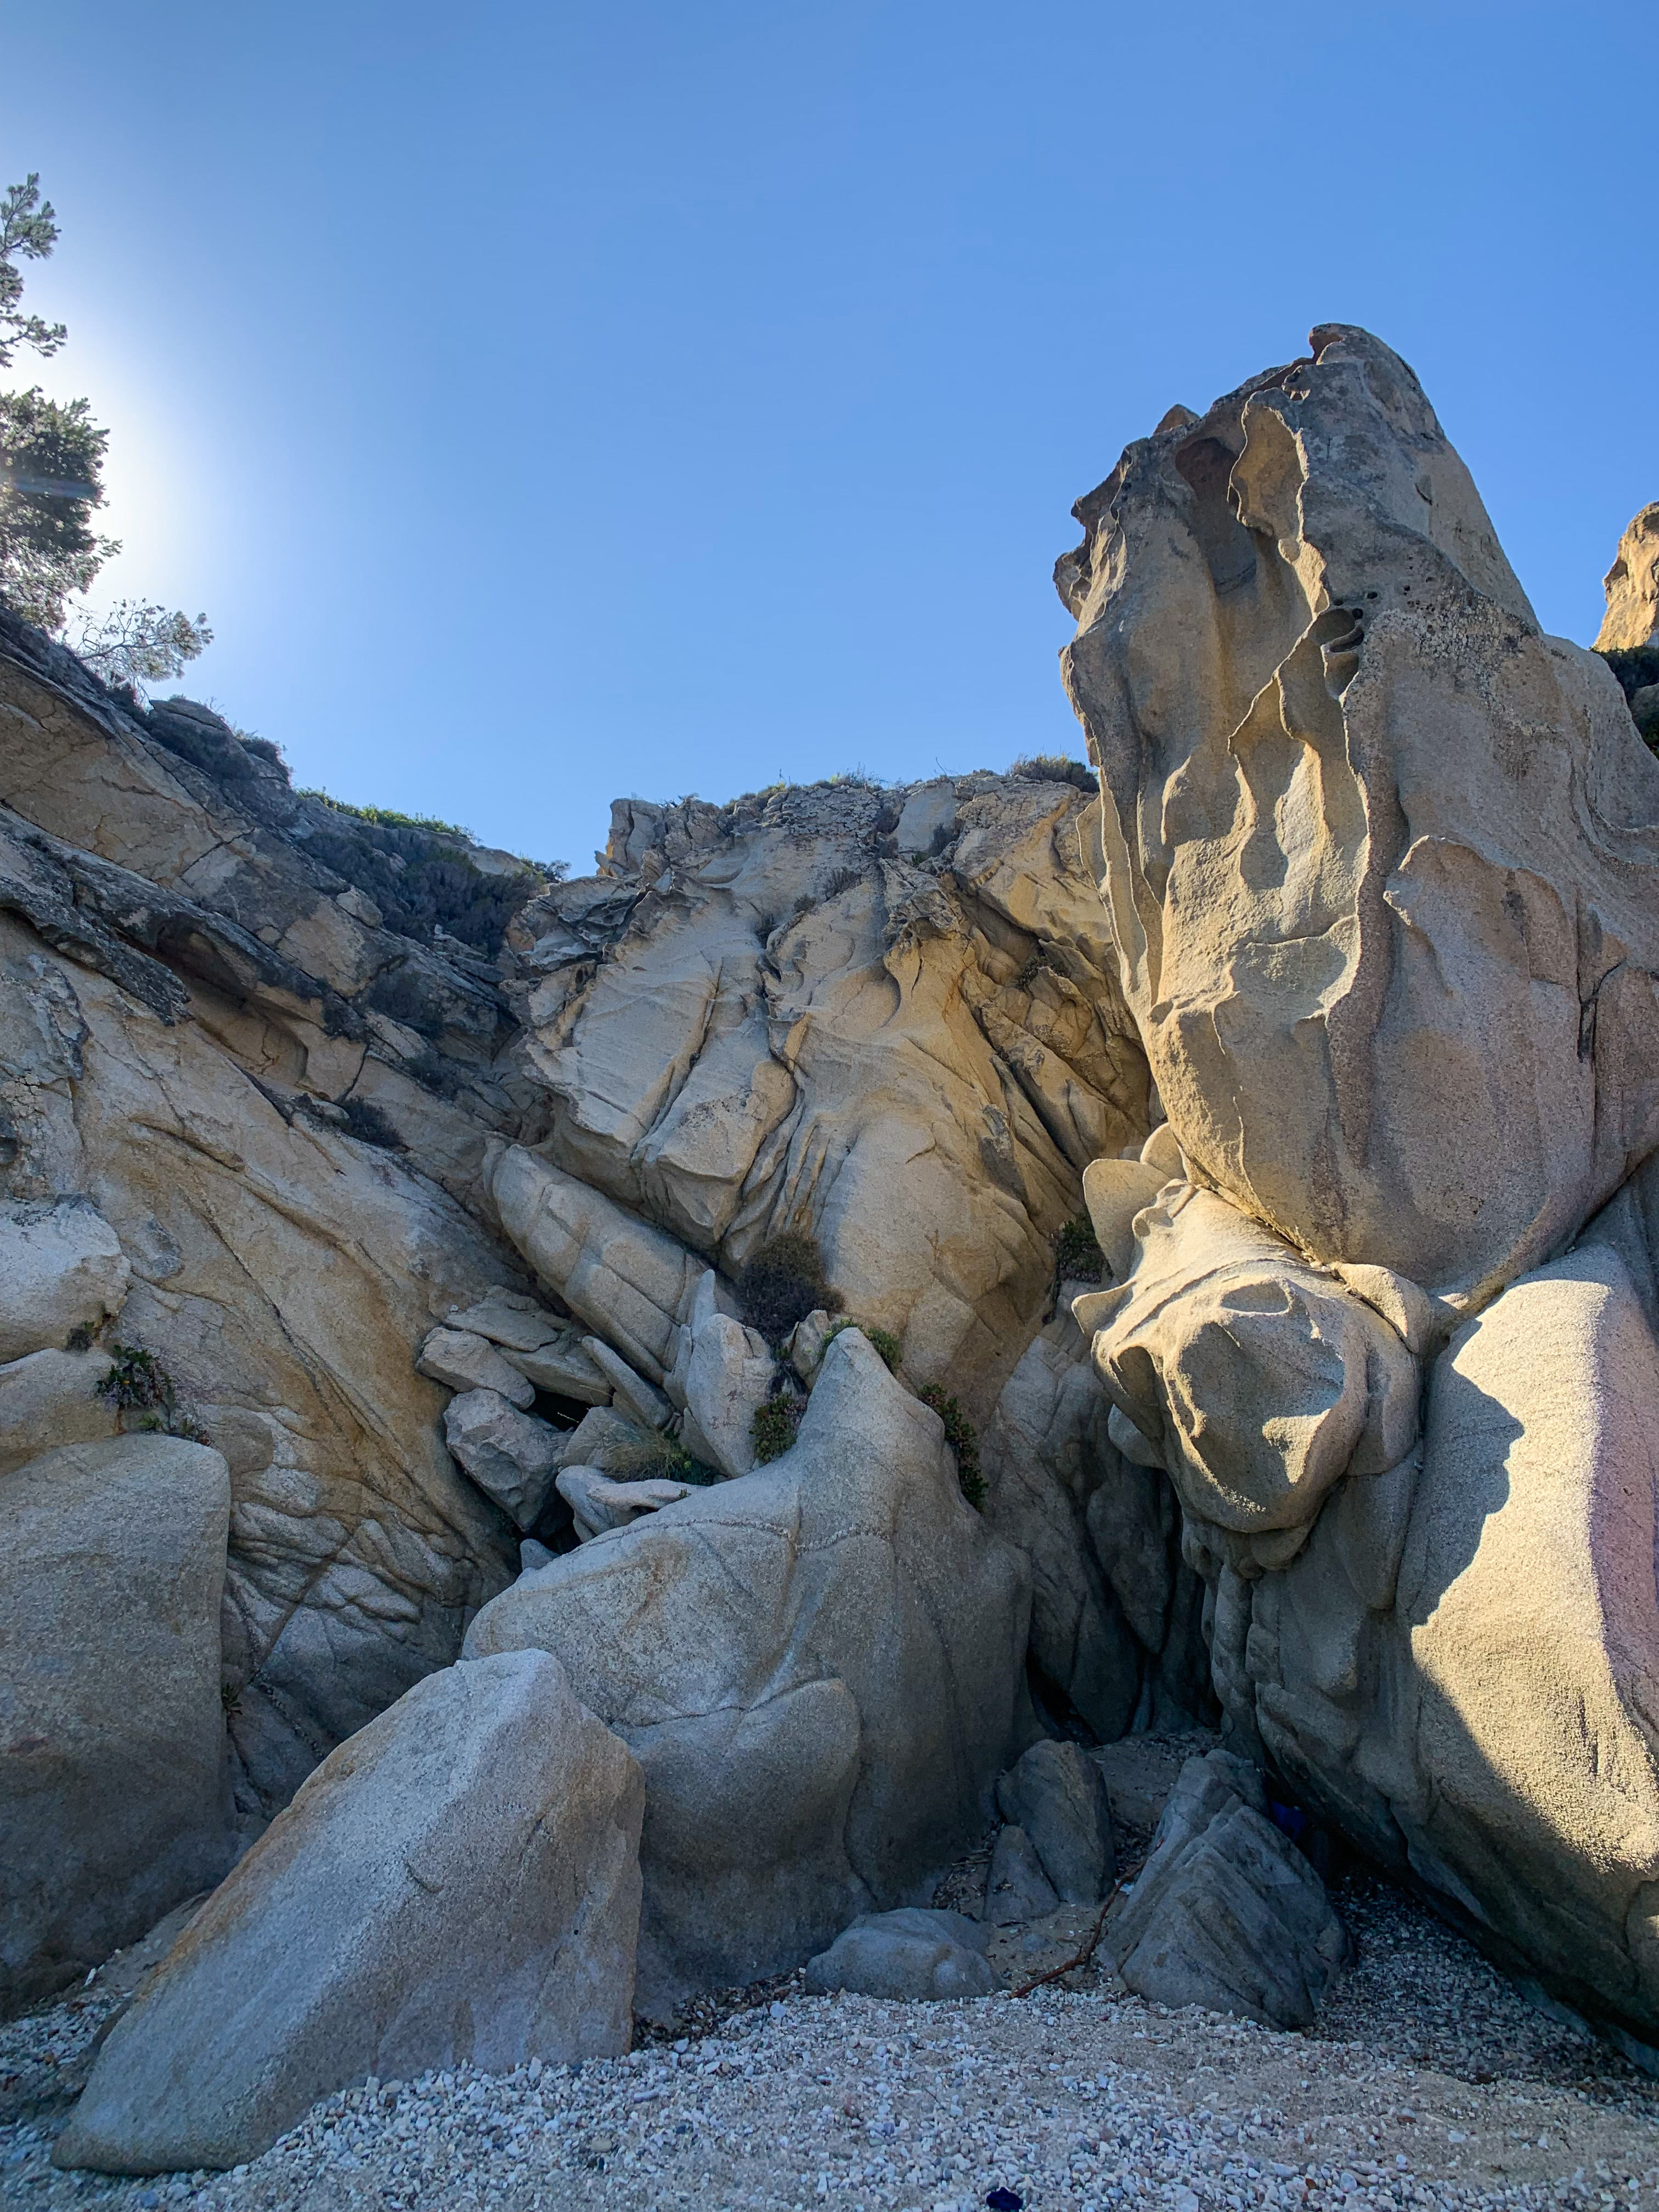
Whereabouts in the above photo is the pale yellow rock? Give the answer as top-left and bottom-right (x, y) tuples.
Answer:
(1595, 503), (1659, 652)
(1058, 325), (1659, 1311)
(0, 1346), (117, 1475)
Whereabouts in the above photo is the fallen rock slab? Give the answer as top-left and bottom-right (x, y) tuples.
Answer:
(996, 1738), (1114, 1904)
(0, 1435), (230, 2019)
(55, 1649), (644, 2175)
(804, 1908), (996, 2000)
(555, 1464), (692, 1542)
(441, 1387), (565, 1527)
(417, 1325), (535, 1407)
(1110, 1751), (1347, 2028)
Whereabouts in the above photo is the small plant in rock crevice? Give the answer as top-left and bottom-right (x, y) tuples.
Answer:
(605, 1431), (721, 1487)
(336, 1096), (404, 1151)
(751, 1391), (805, 1466)
(1053, 1214), (1105, 1286)
(917, 1382), (984, 1511)
(94, 1342), (210, 1443)
(823, 1318), (902, 1373)
(736, 1232), (843, 1349)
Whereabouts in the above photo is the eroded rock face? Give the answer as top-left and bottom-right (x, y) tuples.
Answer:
(462, 1330), (1032, 2015)
(1058, 325), (1659, 1313)
(1, 1436), (232, 2019)
(1060, 330), (1659, 2055)
(1597, 504), (1659, 652)
(501, 772), (1150, 1413)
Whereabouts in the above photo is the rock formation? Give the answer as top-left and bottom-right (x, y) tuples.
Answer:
(1597, 503), (1659, 653)
(1058, 325), (1659, 2055)
(13, 312), (1659, 2149)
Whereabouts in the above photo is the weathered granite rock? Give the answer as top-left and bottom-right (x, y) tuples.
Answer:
(555, 1465), (691, 1542)
(1, 1436), (232, 2019)
(55, 1650), (644, 2174)
(981, 1312), (1212, 1740)
(984, 1825), (1059, 1926)
(1597, 504), (1659, 651)
(1058, 324), (1659, 1313)
(0, 1195), (129, 1361)
(442, 1388), (566, 1528)
(464, 1329), (1031, 2012)
(502, 771), (1151, 1415)
(1087, 1183), (1420, 1546)
(0, 1344), (117, 1474)
(1110, 1751), (1347, 2028)
(1235, 1242), (1659, 2053)
(670, 1271), (775, 1478)
(804, 1908), (995, 2000)
(996, 1739), (1114, 1905)
(417, 1325), (535, 1407)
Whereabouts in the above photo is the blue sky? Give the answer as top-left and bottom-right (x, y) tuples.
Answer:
(8, 2), (1656, 872)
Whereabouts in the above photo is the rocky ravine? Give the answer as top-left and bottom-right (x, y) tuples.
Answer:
(4, 323), (1659, 2194)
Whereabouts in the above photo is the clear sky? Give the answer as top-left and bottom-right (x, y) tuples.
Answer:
(7, 2), (1656, 872)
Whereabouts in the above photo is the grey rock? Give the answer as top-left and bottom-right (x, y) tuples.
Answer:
(581, 1337), (674, 1430)
(0, 1345), (117, 1475)
(555, 1465), (691, 1543)
(0, 1196), (130, 1363)
(444, 1289), (565, 1354)
(984, 1825), (1060, 1926)
(464, 1329), (1031, 2014)
(518, 1538), (556, 1573)
(805, 1908), (995, 2000)
(55, 1650), (644, 2175)
(1110, 1752), (1345, 2029)
(417, 1326), (535, 1408)
(499, 1333), (613, 1402)
(996, 1739), (1114, 1904)
(1, 1436), (231, 2019)
(1091, 1732), (1217, 1837)
(442, 1387), (565, 1528)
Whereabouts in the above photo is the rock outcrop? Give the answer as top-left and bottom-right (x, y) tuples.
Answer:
(804, 1909), (997, 2001)
(1596, 503), (1659, 653)
(1, 1436), (232, 2018)
(462, 1329), (1031, 2014)
(1058, 325), (1659, 1316)
(1059, 327), (1659, 2055)
(55, 1650), (644, 2174)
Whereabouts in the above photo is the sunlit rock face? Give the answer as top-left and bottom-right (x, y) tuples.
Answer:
(1059, 328), (1659, 2055)
(1057, 324), (1659, 1314)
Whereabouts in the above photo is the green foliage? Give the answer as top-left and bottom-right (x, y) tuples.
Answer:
(821, 865), (864, 900)
(0, 387), (114, 629)
(294, 795), (560, 956)
(825, 1318), (902, 1372)
(0, 176), (206, 662)
(1598, 646), (1659, 749)
(1009, 753), (1096, 792)
(1054, 1214), (1105, 1285)
(74, 600), (212, 690)
(337, 1096), (404, 1150)
(298, 791), (479, 842)
(736, 1231), (843, 1348)
(917, 1383), (984, 1509)
(0, 176), (65, 369)
(605, 1431), (721, 1486)
(97, 1343), (174, 1414)
(751, 1392), (804, 1465)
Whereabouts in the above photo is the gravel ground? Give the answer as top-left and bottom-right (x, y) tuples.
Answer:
(6, 1874), (1659, 2212)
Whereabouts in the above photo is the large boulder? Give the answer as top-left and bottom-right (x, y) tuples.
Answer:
(1057, 324), (1659, 1314)
(1110, 1751), (1347, 2028)
(0, 1435), (232, 2018)
(463, 1328), (1032, 2013)
(55, 1650), (644, 2175)
(1218, 1242), (1659, 2054)
(996, 1739), (1114, 1904)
